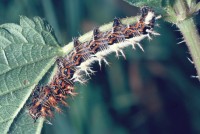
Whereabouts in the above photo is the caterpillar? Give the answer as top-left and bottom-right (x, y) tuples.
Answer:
(27, 6), (160, 122)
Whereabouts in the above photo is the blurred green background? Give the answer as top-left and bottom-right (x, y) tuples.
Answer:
(1, 0), (200, 134)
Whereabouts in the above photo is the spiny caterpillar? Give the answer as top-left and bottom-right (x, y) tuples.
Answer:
(27, 6), (160, 122)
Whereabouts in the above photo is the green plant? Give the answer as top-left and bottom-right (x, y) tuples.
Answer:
(125, 0), (200, 78)
(0, 0), (200, 134)
(0, 15), (140, 133)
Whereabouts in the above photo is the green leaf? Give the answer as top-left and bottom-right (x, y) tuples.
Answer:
(123, 0), (162, 7)
(0, 16), (61, 134)
(123, 0), (171, 14)
(193, 2), (200, 13)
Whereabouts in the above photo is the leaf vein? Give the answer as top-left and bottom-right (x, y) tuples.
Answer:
(0, 54), (56, 76)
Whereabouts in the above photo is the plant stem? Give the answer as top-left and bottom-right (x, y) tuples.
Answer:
(172, 0), (200, 79)
(177, 18), (200, 79)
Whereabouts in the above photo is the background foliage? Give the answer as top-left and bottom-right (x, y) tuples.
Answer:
(1, 0), (200, 134)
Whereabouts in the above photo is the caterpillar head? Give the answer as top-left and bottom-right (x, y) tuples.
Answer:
(29, 104), (42, 122)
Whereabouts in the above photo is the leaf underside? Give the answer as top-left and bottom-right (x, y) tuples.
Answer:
(0, 16), (61, 134)
(123, 0), (172, 14)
